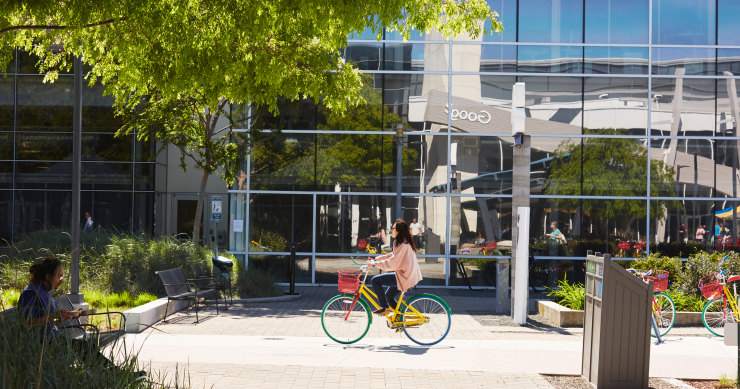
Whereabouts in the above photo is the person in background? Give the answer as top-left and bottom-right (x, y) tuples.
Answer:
(679, 223), (686, 242)
(695, 225), (705, 243)
(500, 225), (511, 240)
(84, 212), (93, 232)
(546, 221), (564, 256)
(409, 218), (422, 253)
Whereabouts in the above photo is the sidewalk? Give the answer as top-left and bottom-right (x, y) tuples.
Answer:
(126, 286), (736, 387)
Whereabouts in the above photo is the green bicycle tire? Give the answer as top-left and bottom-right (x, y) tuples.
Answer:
(321, 294), (372, 344)
(651, 292), (675, 338)
(703, 298), (735, 337)
(400, 294), (451, 346)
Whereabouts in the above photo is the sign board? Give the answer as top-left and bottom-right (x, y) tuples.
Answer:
(211, 196), (222, 221)
(233, 219), (243, 233)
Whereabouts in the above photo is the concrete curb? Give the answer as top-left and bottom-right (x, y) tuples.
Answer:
(537, 299), (704, 327)
(203, 293), (302, 304)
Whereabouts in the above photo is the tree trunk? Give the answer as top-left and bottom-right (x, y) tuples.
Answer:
(192, 169), (210, 245)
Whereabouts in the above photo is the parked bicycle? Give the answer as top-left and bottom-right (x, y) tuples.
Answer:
(529, 255), (564, 291)
(699, 254), (740, 337)
(626, 268), (675, 337)
(321, 266), (452, 345)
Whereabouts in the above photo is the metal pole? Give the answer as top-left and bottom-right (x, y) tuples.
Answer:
(396, 128), (404, 222)
(289, 243), (297, 295)
(69, 55), (82, 304)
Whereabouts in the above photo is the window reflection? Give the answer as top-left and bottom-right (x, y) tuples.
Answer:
(517, 46), (582, 73)
(446, 136), (512, 195)
(583, 77), (648, 136)
(342, 43), (382, 71)
(451, 197), (512, 257)
(518, 0), (583, 43)
(81, 191), (133, 232)
(249, 133), (315, 191)
(16, 162), (71, 189)
(0, 191), (10, 243)
(650, 138), (714, 198)
(0, 77), (13, 132)
(652, 0), (715, 45)
(83, 134), (132, 162)
(318, 74), (384, 132)
(584, 47), (648, 75)
(651, 78), (715, 136)
(315, 133), (388, 192)
(519, 76), (582, 132)
(249, 193), (313, 253)
(15, 133), (72, 161)
(249, 254), (312, 284)
(383, 73), (448, 132)
(134, 163), (154, 191)
(384, 43), (448, 72)
(81, 162), (132, 190)
(82, 82), (123, 132)
(0, 161), (11, 189)
(652, 48), (715, 76)
(651, 200), (712, 254)
(252, 97), (316, 131)
(0, 134), (12, 160)
(718, 50), (740, 78)
(718, 0), (740, 45)
(717, 78), (740, 137)
(14, 191), (72, 236)
(715, 140), (740, 199)
(452, 44), (517, 73)
(585, 0), (648, 44)
(529, 198), (583, 257)
(17, 76), (74, 132)
(454, 0), (517, 42)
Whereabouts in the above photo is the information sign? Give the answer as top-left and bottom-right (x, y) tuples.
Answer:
(212, 196), (222, 221)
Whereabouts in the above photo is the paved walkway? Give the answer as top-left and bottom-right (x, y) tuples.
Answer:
(126, 286), (735, 387)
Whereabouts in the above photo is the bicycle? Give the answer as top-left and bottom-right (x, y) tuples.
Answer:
(320, 266), (452, 345)
(700, 254), (740, 337)
(349, 237), (390, 263)
(627, 268), (675, 337)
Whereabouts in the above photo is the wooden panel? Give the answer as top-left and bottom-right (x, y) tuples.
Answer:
(591, 299), (601, 384)
(582, 296), (594, 377)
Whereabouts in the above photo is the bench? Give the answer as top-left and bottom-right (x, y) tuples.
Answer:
(156, 268), (219, 323)
(191, 263), (232, 309)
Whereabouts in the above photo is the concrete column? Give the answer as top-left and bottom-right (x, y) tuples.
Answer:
(511, 135), (531, 316)
(69, 55), (83, 305)
(497, 257), (510, 313)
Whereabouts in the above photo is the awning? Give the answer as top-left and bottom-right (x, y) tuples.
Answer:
(715, 207), (740, 218)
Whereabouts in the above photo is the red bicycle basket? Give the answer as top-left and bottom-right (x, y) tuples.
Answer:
(699, 274), (723, 300)
(644, 270), (669, 292)
(357, 239), (367, 249)
(338, 269), (361, 293)
(618, 242), (631, 250)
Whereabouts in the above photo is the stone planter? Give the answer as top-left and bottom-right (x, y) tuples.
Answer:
(536, 300), (704, 328)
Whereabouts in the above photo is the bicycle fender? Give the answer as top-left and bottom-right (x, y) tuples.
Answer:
(405, 293), (452, 315)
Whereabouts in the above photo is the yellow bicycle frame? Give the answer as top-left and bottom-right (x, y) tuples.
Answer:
(722, 283), (740, 321)
(355, 283), (427, 327)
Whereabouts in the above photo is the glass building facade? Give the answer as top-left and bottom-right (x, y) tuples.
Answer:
(0, 50), (156, 243)
(228, 0), (740, 287)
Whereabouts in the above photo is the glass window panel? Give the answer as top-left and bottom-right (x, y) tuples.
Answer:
(452, 45), (516, 73)
(251, 97), (316, 131)
(16, 162), (71, 189)
(517, 46), (583, 74)
(4, 50), (16, 73)
(449, 75), (516, 134)
(716, 140), (740, 198)
(342, 43), (382, 71)
(529, 198), (583, 258)
(248, 254), (312, 284)
(314, 133), (386, 192)
(315, 195), (448, 256)
(719, 0), (740, 45)
(0, 191), (10, 243)
(583, 47), (648, 75)
(717, 78), (740, 137)
(81, 191), (133, 232)
(17, 76), (74, 132)
(229, 193), (247, 252)
(349, 26), (381, 40)
(0, 133), (12, 160)
(134, 192), (154, 234)
(82, 81), (124, 133)
(449, 257), (502, 287)
(15, 133), (72, 161)
(315, 255), (383, 284)
(81, 162), (132, 190)
(651, 200), (715, 255)
(533, 137), (581, 196)
(384, 43), (448, 72)
(652, 48), (715, 76)
(249, 193), (313, 253)
(718, 49), (740, 77)
(519, 76), (583, 134)
(250, 133), (315, 191)
(650, 138), (714, 198)
(651, 78), (716, 137)
(452, 197), (512, 256)
(83, 134), (132, 161)
(582, 198), (647, 258)
(446, 136), (512, 195)
(454, 0), (517, 42)
(383, 73), (449, 132)
(14, 191), (72, 236)
(385, 133), (448, 195)
(518, 0), (583, 43)
(0, 77), (13, 132)
(652, 0), (715, 45)
(585, 0), (648, 44)
(317, 74), (384, 132)
(134, 163), (154, 191)
(583, 77), (648, 136)
(0, 162), (11, 189)
(135, 138), (155, 162)
(17, 51), (74, 74)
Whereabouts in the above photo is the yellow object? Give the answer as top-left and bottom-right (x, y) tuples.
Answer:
(356, 283), (427, 328)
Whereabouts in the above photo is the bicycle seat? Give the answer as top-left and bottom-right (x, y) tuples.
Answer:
(727, 275), (740, 283)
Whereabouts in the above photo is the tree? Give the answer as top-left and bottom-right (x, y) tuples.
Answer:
(2, 0), (502, 244)
(544, 129), (682, 236)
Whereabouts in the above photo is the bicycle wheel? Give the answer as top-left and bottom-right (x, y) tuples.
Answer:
(400, 294), (451, 346)
(651, 292), (675, 338)
(702, 298), (736, 337)
(321, 294), (371, 344)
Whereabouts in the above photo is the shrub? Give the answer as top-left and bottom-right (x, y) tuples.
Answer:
(546, 276), (586, 310)
(249, 228), (288, 252)
(233, 257), (284, 298)
(675, 251), (740, 297)
(663, 289), (706, 312)
(654, 241), (706, 258)
(629, 253), (683, 284)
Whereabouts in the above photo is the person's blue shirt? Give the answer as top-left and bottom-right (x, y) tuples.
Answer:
(18, 282), (58, 339)
(716, 225), (721, 236)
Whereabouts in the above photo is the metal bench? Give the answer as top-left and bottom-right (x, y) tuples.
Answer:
(191, 263), (232, 309)
(156, 268), (219, 323)
(54, 295), (126, 350)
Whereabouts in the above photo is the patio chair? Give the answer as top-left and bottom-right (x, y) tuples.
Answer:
(54, 295), (126, 350)
(156, 268), (219, 323)
(191, 263), (233, 309)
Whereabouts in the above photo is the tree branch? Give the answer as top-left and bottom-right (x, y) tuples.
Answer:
(0, 18), (124, 36)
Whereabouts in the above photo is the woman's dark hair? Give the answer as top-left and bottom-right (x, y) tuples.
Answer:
(29, 258), (62, 285)
(393, 218), (416, 251)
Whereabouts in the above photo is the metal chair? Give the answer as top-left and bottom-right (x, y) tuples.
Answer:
(191, 263), (233, 309)
(156, 268), (219, 323)
(54, 295), (126, 350)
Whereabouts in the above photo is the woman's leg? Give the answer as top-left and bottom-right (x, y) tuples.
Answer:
(370, 273), (397, 308)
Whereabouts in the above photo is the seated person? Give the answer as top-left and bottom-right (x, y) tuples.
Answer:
(18, 258), (145, 376)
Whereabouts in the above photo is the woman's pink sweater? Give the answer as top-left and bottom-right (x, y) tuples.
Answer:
(370, 242), (423, 292)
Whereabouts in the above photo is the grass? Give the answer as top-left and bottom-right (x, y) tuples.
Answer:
(718, 373), (737, 388)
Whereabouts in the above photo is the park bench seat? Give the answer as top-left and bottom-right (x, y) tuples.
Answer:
(156, 268), (219, 323)
(191, 263), (233, 309)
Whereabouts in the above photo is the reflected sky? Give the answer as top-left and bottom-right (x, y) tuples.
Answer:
(653, 0), (715, 45)
(518, 0), (583, 43)
(585, 0), (648, 44)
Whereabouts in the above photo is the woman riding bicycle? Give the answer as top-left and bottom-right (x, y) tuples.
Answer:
(366, 218), (423, 316)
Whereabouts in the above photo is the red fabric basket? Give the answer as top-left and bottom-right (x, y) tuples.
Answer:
(644, 270), (669, 292)
(357, 239), (367, 249)
(618, 242), (631, 250)
(485, 241), (498, 250)
(699, 274), (723, 300)
(634, 242), (646, 250)
(338, 269), (362, 293)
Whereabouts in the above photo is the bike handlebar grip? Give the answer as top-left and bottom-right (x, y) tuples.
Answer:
(360, 265), (368, 272)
